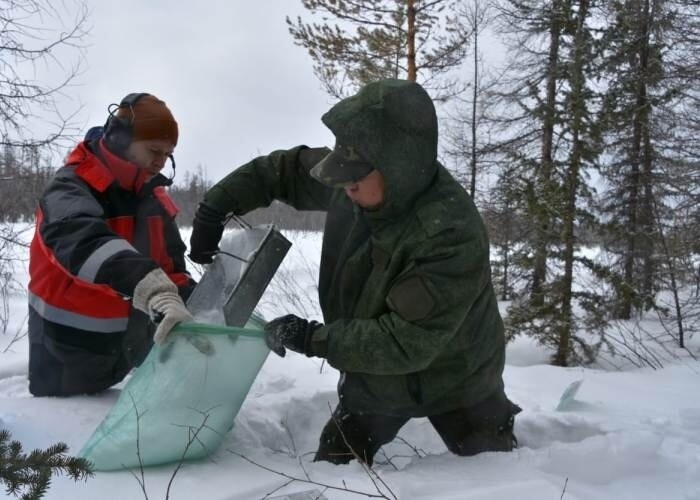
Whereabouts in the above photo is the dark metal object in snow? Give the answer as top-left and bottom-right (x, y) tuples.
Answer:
(187, 225), (291, 326)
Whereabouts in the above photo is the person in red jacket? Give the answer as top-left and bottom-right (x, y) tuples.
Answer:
(28, 93), (195, 397)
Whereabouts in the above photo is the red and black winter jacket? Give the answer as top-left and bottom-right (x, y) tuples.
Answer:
(28, 139), (194, 336)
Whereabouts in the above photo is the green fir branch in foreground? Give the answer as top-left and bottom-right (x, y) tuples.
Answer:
(0, 428), (92, 500)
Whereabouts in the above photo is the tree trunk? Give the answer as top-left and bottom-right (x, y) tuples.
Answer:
(470, 11), (479, 198)
(407, 0), (417, 81)
(619, 117), (641, 320)
(554, 0), (590, 367)
(641, 116), (655, 310)
(656, 208), (685, 348)
(618, 0), (655, 319)
(501, 202), (512, 301)
(531, 1), (562, 307)
(639, 0), (656, 311)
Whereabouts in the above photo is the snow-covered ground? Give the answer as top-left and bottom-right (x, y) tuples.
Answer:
(2, 228), (700, 500)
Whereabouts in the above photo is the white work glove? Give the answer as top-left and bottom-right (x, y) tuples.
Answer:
(133, 268), (193, 343)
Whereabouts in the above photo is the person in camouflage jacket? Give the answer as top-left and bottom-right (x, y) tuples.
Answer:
(190, 79), (520, 465)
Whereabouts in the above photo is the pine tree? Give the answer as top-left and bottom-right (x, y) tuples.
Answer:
(0, 429), (92, 499)
(492, 0), (607, 365)
(486, 0), (569, 311)
(597, 0), (691, 319)
(483, 164), (528, 304)
(551, 0), (603, 365)
(287, 0), (470, 98)
(625, 0), (700, 344)
(488, 0), (567, 333)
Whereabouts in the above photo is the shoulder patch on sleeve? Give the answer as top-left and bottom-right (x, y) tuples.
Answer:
(416, 201), (465, 238)
(386, 275), (436, 322)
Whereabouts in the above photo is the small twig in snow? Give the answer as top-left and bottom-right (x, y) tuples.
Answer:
(165, 406), (219, 500)
(228, 450), (390, 499)
(126, 393), (149, 500)
(262, 478), (296, 499)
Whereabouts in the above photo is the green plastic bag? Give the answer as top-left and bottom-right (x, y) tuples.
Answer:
(79, 318), (269, 471)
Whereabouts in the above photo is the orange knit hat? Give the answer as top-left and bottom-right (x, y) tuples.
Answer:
(114, 94), (178, 146)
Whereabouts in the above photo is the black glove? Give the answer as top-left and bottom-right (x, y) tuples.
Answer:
(264, 314), (321, 357)
(189, 202), (226, 264)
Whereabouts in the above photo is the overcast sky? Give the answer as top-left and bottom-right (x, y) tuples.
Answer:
(66, 0), (336, 183)
(28, 1), (508, 186)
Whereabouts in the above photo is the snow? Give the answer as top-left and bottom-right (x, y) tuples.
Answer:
(2, 228), (700, 500)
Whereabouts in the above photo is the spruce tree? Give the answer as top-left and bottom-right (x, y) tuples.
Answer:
(551, 0), (604, 365)
(597, 0), (691, 319)
(492, 0), (607, 365)
(488, 0), (567, 353)
(483, 164), (528, 305)
(0, 429), (92, 499)
(487, 0), (569, 311)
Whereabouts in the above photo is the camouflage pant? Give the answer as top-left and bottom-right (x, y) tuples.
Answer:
(314, 389), (521, 466)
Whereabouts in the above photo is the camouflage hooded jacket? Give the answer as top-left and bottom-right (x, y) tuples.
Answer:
(203, 80), (505, 417)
